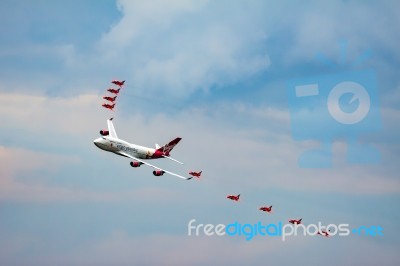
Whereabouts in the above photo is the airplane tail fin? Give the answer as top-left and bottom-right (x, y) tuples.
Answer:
(157, 137), (181, 155)
(122, 80), (125, 85)
(107, 118), (118, 139)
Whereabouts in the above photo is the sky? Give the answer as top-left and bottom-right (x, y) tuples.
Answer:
(0, 0), (399, 265)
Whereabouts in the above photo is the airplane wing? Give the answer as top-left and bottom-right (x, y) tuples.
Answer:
(119, 152), (192, 180)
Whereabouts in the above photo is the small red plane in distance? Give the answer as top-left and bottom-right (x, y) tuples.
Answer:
(317, 230), (330, 237)
(102, 103), (115, 111)
(107, 88), (120, 95)
(103, 96), (117, 103)
(259, 206), (272, 213)
(227, 194), (240, 201)
(289, 218), (302, 225)
(189, 171), (202, 178)
(112, 80), (125, 87)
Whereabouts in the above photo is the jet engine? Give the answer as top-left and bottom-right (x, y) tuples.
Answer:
(100, 130), (109, 136)
(153, 170), (165, 176)
(130, 161), (143, 168)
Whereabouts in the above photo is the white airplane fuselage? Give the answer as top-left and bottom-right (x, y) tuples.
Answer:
(93, 118), (189, 180)
(94, 137), (162, 160)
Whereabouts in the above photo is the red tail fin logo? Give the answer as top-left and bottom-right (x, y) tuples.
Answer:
(157, 137), (181, 155)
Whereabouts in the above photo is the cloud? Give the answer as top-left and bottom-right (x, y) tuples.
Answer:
(11, 230), (297, 266)
(0, 145), (83, 202)
(3, 229), (399, 266)
(116, 102), (400, 195)
(93, 0), (270, 98)
(0, 92), (101, 135)
(4, 1), (398, 104)
(276, 1), (400, 66)
(0, 144), (189, 203)
(0, 2), (399, 265)
(1, 91), (399, 198)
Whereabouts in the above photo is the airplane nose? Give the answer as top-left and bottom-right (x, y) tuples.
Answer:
(94, 138), (101, 148)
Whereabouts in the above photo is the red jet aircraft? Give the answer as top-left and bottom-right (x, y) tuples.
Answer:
(189, 171), (202, 178)
(227, 194), (240, 201)
(289, 218), (302, 225)
(112, 80), (125, 87)
(107, 88), (120, 95)
(102, 103), (115, 111)
(317, 230), (330, 237)
(103, 96), (117, 103)
(259, 206), (272, 213)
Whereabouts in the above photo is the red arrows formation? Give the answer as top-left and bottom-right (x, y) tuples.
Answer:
(101, 80), (125, 111)
(99, 81), (329, 237)
(226, 195), (330, 237)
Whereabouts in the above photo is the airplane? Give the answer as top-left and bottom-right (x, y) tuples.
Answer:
(94, 118), (192, 180)
(103, 95), (117, 103)
(289, 218), (302, 225)
(107, 88), (120, 95)
(112, 80), (125, 87)
(102, 103), (115, 111)
(189, 171), (202, 178)
(317, 230), (330, 237)
(227, 194), (240, 201)
(259, 206), (272, 213)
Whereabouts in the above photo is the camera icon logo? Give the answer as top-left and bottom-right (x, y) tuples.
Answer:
(287, 66), (381, 168)
(327, 81), (370, 125)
